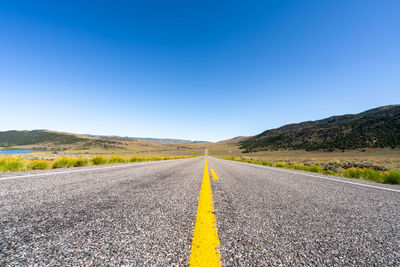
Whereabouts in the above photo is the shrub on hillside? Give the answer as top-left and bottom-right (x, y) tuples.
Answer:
(324, 170), (337, 176)
(28, 160), (50, 170)
(91, 156), (107, 165)
(342, 168), (364, 178)
(275, 162), (286, 168)
(108, 156), (127, 164)
(0, 157), (25, 172)
(261, 161), (273, 166)
(308, 165), (324, 173)
(294, 164), (306, 171)
(383, 171), (400, 184)
(129, 157), (147, 162)
(362, 168), (383, 183)
(74, 158), (89, 167)
(52, 157), (76, 169)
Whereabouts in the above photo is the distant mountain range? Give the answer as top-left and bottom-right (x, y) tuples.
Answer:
(240, 105), (400, 152)
(82, 134), (208, 144)
(1, 105), (399, 152)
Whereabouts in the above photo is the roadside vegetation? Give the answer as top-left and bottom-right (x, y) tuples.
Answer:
(219, 156), (400, 185)
(0, 155), (192, 173)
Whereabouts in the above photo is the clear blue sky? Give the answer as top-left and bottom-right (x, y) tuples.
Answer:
(1, 0), (399, 141)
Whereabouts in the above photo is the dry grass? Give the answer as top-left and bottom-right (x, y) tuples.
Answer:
(3, 139), (400, 176)
(219, 156), (400, 185)
(0, 155), (194, 173)
(210, 147), (400, 171)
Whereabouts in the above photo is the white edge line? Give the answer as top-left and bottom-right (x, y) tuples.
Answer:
(0, 157), (196, 181)
(213, 157), (400, 193)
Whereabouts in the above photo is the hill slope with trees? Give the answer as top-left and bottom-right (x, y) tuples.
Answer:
(0, 130), (122, 150)
(240, 105), (400, 152)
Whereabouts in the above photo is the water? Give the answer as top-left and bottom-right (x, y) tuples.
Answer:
(0, 149), (41, 155)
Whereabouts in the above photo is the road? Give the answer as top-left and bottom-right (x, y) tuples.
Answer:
(1, 156), (399, 265)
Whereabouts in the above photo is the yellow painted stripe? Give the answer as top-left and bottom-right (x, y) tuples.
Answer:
(189, 157), (221, 267)
(210, 169), (219, 181)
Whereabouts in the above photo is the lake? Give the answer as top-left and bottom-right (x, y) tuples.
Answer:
(0, 149), (41, 155)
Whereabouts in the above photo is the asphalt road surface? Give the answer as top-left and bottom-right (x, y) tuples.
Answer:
(1, 156), (399, 265)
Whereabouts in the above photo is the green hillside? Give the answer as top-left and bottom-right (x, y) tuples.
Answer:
(240, 105), (400, 152)
(0, 130), (122, 149)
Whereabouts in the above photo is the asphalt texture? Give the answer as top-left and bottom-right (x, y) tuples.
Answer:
(0, 158), (202, 265)
(1, 156), (400, 266)
(208, 157), (400, 266)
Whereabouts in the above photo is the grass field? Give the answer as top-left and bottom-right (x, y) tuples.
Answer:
(0, 155), (194, 172)
(3, 138), (208, 158)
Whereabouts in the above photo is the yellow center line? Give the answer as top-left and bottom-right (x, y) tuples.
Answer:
(189, 157), (221, 267)
(210, 169), (219, 181)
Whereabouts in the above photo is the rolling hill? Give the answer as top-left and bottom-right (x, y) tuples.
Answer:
(83, 134), (208, 144)
(217, 136), (250, 145)
(240, 105), (400, 152)
(0, 130), (122, 150)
